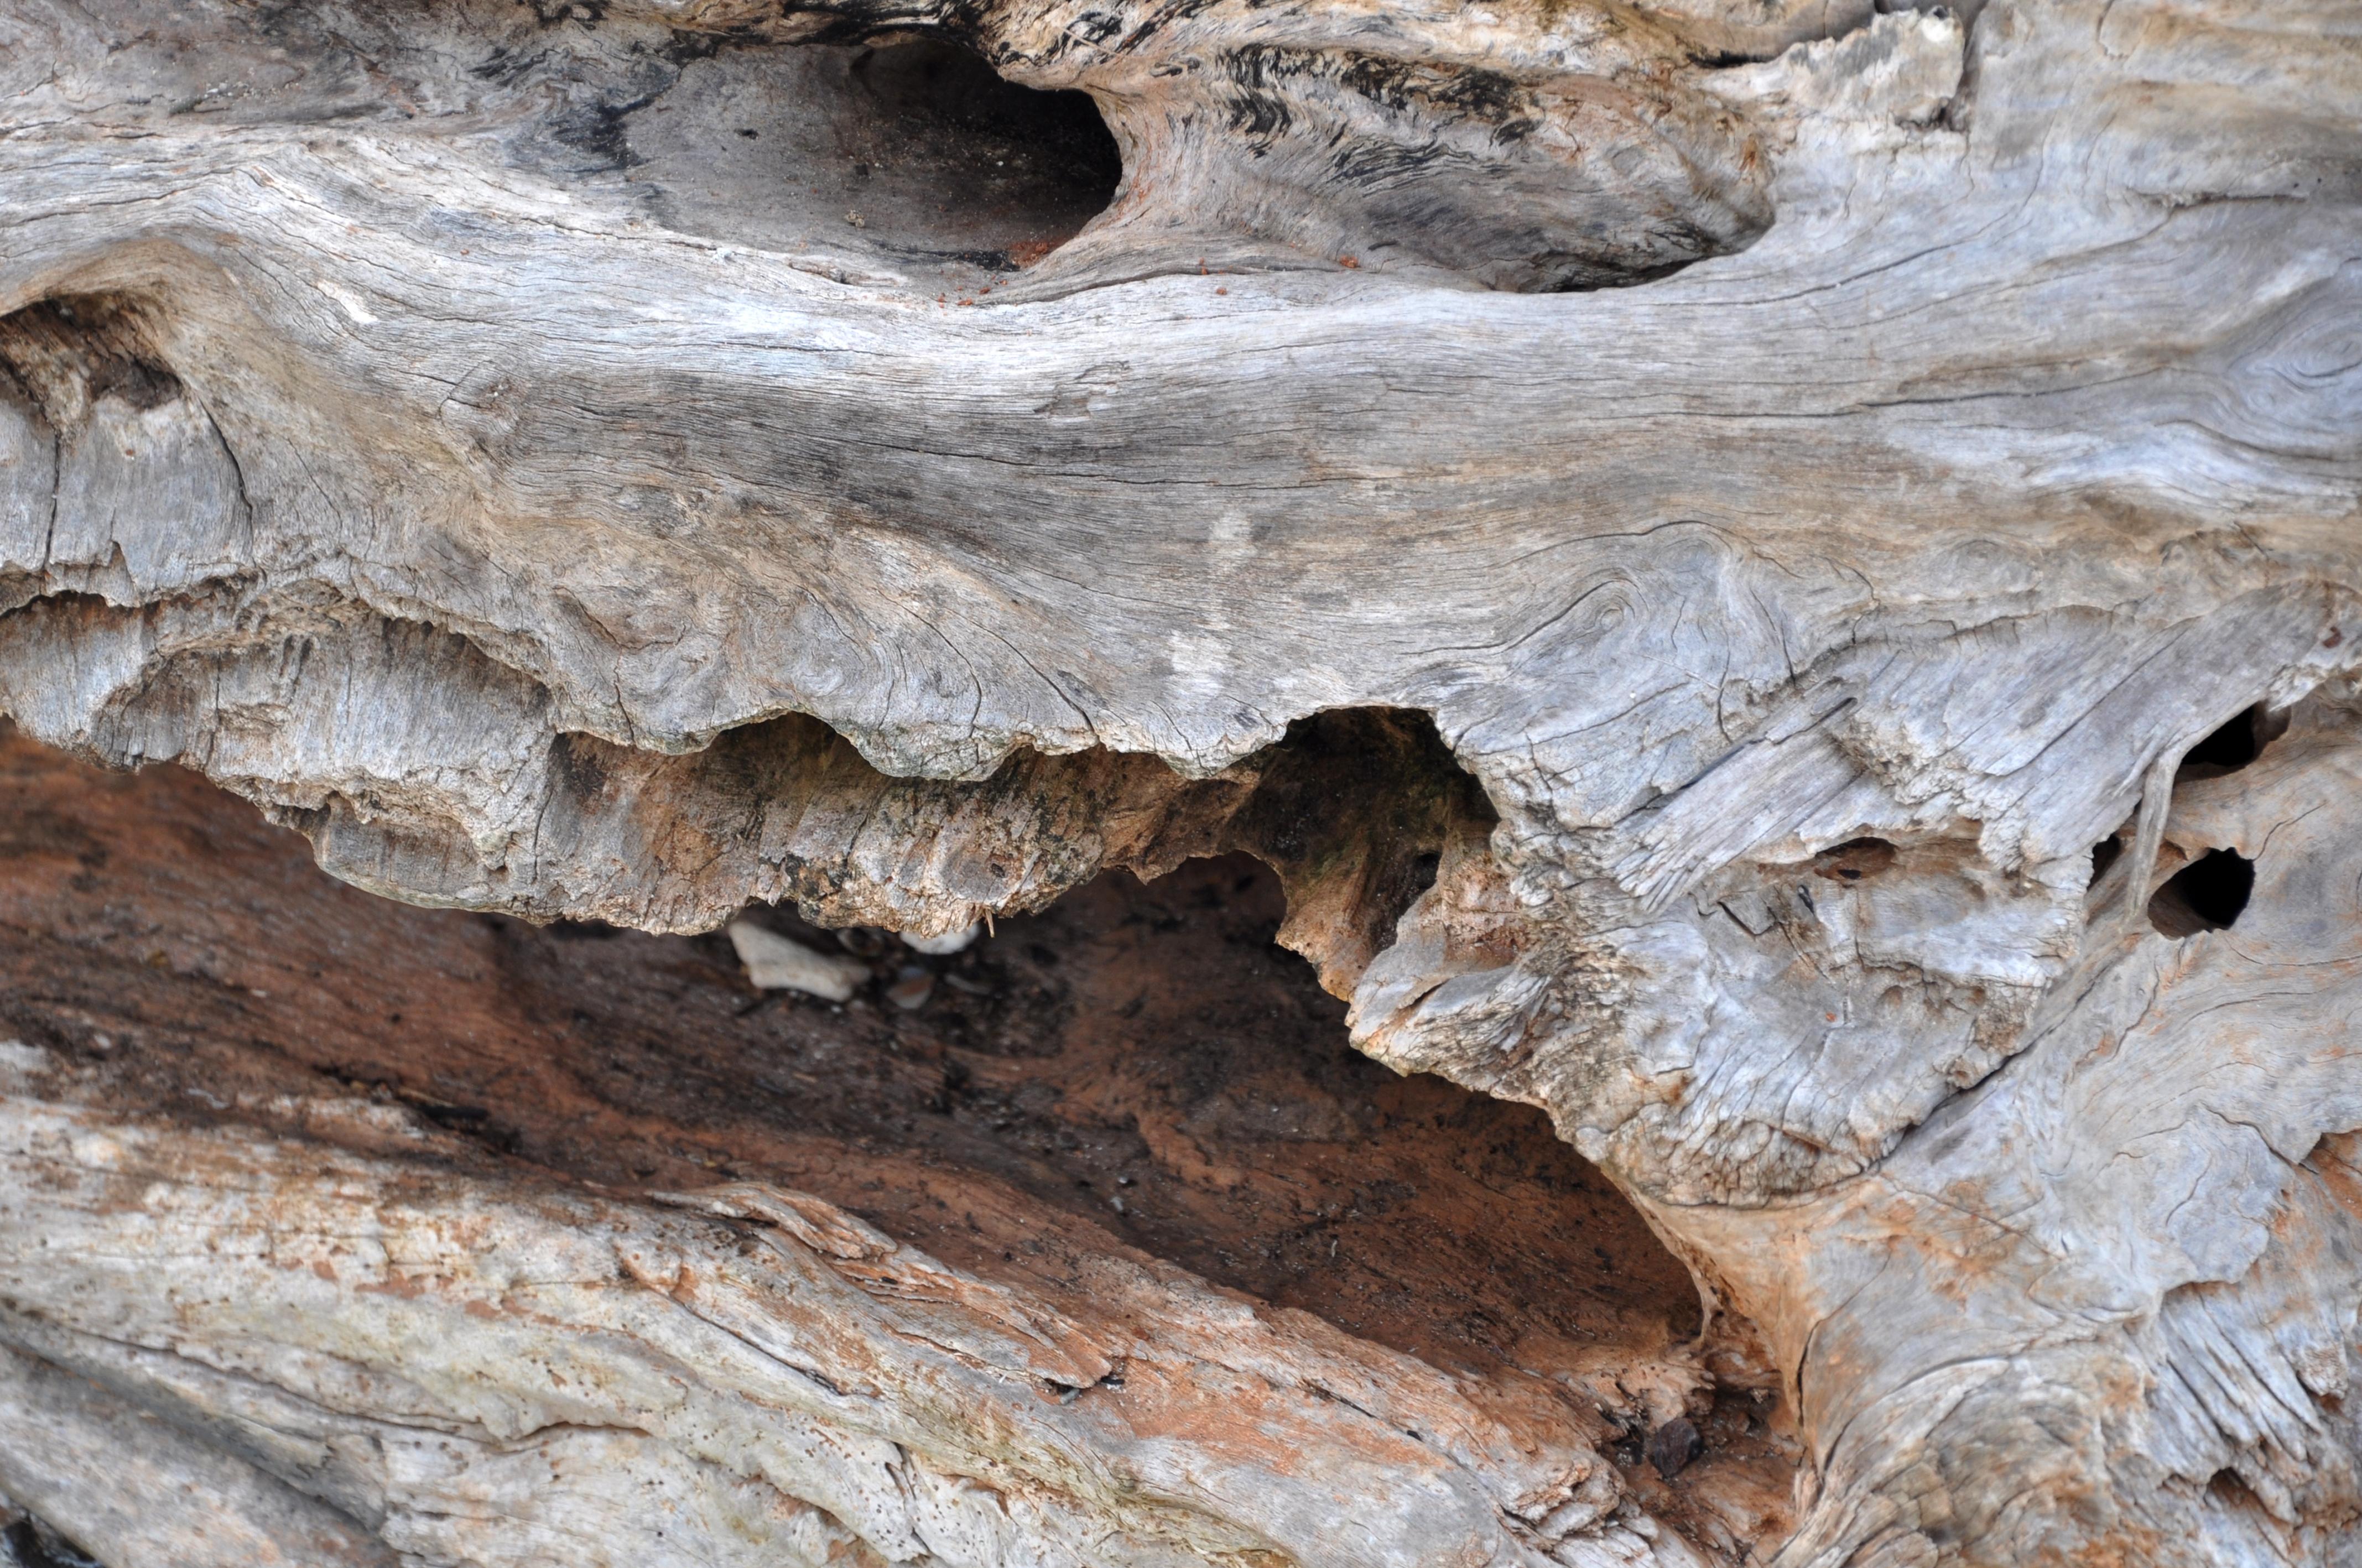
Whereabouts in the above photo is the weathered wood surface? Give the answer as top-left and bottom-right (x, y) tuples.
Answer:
(2, 0), (2359, 1560)
(0, 734), (1784, 1566)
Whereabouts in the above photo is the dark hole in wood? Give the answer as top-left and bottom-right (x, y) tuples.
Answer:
(2089, 834), (2124, 883)
(0, 293), (182, 421)
(615, 38), (1121, 277)
(845, 40), (1121, 264)
(853, 42), (1118, 195)
(2178, 703), (2288, 780)
(3, 1515), (103, 1568)
(1812, 836), (1897, 883)
(2148, 847), (2254, 937)
(1225, 707), (1495, 947)
(0, 719), (1718, 1411)
(2207, 1465), (2269, 1515)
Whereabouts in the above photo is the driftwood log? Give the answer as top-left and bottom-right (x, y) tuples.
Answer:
(1, 0), (2359, 1561)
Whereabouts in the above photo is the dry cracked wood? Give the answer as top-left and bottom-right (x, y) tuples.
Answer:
(0, 736), (1782, 1566)
(1, 0), (2359, 1561)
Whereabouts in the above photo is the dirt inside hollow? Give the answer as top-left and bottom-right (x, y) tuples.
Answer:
(0, 722), (1797, 1548)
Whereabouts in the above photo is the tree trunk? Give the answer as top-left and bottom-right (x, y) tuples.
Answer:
(0, 0), (2357, 1561)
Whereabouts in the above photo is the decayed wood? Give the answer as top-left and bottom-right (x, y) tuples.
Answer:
(1, 0), (2359, 1561)
(0, 733), (1786, 1566)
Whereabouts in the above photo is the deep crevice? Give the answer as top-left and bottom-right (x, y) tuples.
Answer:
(2133, 706), (2274, 936)
(0, 720), (1737, 1441)
(2089, 832), (2125, 884)
(2178, 702), (2288, 778)
(2207, 1465), (2269, 1517)
(2, 1514), (104, 1568)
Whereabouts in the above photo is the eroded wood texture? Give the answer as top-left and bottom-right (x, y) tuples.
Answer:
(0, 732), (1783, 1566)
(1, 0), (2359, 1561)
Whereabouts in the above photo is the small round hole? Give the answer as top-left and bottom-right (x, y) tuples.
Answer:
(2148, 848), (2254, 937)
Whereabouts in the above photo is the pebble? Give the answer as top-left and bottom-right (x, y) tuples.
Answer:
(1646, 1418), (1703, 1481)
(885, 965), (935, 1012)
(727, 919), (869, 1002)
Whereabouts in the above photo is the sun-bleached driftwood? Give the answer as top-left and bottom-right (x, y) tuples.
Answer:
(2, 0), (2359, 1561)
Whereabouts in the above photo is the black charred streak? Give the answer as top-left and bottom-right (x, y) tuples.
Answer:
(660, 28), (733, 66)
(471, 44), (549, 84)
(1335, 52), (1420, 112)
(1329, 140), (1458, 186)
(784, 0), (977, 50)
(1224, 89), (1293, 140)
(1115, 0), (1225, 55)
(553, 93), (659, 168)
(1336, 54), (1529, 124)
(1221, 46), (1541, 158)
(1224, 44), (1312, 91)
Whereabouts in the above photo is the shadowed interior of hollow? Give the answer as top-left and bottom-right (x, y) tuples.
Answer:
(0, 720), (1798, 1546)
(624, 37), (1122, 282)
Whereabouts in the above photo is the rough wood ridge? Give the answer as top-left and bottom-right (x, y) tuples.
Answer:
(1, 0), (2359, 1561)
